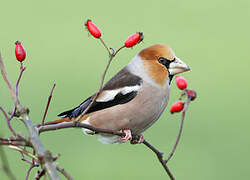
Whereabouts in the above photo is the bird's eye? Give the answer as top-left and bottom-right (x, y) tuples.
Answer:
(158, 57), (172, 68)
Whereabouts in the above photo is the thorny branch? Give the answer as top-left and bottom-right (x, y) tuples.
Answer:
(0, 52), (60, 179)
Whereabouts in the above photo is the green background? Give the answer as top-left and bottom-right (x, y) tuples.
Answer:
(1, 0), (250, 179)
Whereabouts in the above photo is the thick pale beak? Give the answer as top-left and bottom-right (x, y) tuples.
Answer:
(168, 57), (190, 75)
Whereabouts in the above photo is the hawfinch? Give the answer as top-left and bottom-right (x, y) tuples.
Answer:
(48, 44), (190, 144)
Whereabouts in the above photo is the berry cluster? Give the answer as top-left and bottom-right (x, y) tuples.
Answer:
(85, 19), (143, 48)
(170, 76), (196, 114)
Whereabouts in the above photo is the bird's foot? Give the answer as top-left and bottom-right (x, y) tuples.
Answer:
(130, 134), (144, 144)
(120, 129), (132, 143)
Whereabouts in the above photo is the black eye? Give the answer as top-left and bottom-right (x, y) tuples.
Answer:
(158, 57), (172, 68)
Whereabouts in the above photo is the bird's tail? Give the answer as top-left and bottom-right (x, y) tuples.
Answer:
(44, 117), (75, 125)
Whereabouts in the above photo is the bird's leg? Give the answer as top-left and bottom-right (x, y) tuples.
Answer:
(120, 129), (132, 143)
(130, 134), (144, 144)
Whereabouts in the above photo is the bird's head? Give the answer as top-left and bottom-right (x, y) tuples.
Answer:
(139, 44), (190, 85)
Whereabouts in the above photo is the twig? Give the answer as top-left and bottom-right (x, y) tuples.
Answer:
(0, 106), (16, 136)
(165, 95), (192, 163)
(99, 38), (111, 55)
(0, 51), (60, 179)
(0, 54), (26, 136)
(20, 114), (60, 179)
(7, 106), (17, 136)
(42, 83), (56, 125)
(0, 106), (9, 119)
(56, 166), (74, 180)
(0, 105), (17, 136)
(35, 169), (46, 180)
(142, 140), (175, 180)
(24, 149), (39, 180)
(74, 42), (125, 122)
(39, 122), (175, 179)
(0, 52), (17, 102)
(0, 137), (32, 147)
(8, 145), (38, 160)
(25, 164), (36, 180)
(15, 63), (26, 104)
(39, 121), (124, 137)
(0, 146), (16, 180)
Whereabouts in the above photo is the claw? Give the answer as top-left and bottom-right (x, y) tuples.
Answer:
(130, 134), (144, 144)
(120, 129), (132, 143)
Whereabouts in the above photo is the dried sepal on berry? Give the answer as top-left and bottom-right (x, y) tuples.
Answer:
(15, 41), (26, 62)
(85, 19), (102, 38)
(124, 32), (144, 48)
(186, 89), (197, 101)
(170, 101), (184, 114)
(176, 75), (187, 90)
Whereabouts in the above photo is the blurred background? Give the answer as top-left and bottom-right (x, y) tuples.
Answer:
(0, 0), (250, 179)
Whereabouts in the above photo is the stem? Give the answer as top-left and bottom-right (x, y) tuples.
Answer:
(42, 83), (56, 125)
(56, 166), (74, 180)
(74, 43), (125, 122)
(39, 121), (124, 137)
(165, 96), (192, 163)
(16, 64), (26, 105)
(20, 113), (60, 180)
(99, 38), (111, 55)
(143, 140), (175, 180)
(0, 106), (17, 136)
(0, 137), (32, 147)
(25, 164), (36, 180)
(0, 146), (16, 180)
(0, 52), (17, 102)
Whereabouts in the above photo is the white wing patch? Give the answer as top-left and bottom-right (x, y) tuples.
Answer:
(96, 85), (141, 102)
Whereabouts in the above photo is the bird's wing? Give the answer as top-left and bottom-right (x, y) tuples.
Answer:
(58, 67), (142, 119)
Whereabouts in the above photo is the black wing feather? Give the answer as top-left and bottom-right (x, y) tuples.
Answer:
(58, 67), (142, 119)
(57, 91), (137, 119)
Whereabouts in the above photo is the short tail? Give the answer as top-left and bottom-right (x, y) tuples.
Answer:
(44, 117), (75, 125)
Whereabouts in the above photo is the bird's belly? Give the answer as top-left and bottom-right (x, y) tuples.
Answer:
(127, 93), (168, 134)
(83, 84), (170, 144)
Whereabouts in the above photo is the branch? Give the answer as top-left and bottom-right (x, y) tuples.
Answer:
(15, 63), (26, 104)
(0, 51), (60, 179)
(35, 169), (46, 180)
(56, 166), (74, 180)
(8, 145), (38, 161)
(42, 83), (56, 125)
(25, 164), (36, 180)
(0, 137), (32, 147)
(142, 140), (175, 180)
(74, 39), (125, 122)
(165, 94), (192, 163)
(19, 113), (59, 179)
(0, 55), (26, 136)
(0, 52), (17, 102)
(39, 88), (196, 180)
(0, 146), (16, 180)
(39, 121), (124, 137)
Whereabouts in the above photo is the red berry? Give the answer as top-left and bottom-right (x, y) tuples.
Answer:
(176, 75), (187, 90)
(15, 41), (26, 62)
(85, 19), (101, 38)
(170, 101), (184, 114)
(124, 32), (144, 48)
(186, 89), (197, 101)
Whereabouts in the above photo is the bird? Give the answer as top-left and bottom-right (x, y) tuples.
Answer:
(46, 44), (190, 144)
